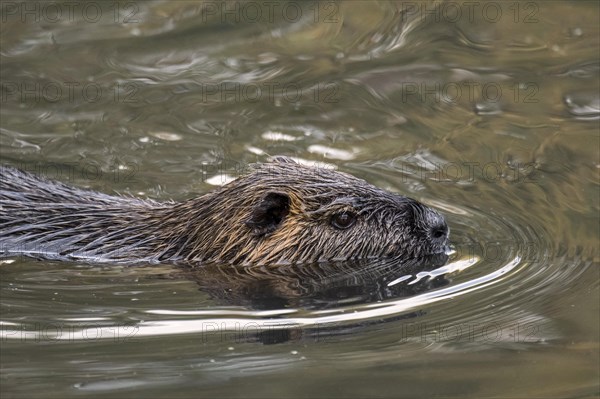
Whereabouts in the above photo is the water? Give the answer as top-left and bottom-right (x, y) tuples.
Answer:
(1, 1), (598, 398)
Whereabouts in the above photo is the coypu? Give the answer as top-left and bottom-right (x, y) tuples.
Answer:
(0, 157), (449, 265)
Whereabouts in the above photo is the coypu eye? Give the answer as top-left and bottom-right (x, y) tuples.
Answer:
(330, 211), (357, 230)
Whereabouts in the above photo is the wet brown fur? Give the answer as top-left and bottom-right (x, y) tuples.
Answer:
(1, 157), (449, 265)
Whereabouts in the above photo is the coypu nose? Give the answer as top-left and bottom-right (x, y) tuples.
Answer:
(424, 208), (449, 244)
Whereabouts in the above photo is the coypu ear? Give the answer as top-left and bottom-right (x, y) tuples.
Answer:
(245, 191), (290, 236)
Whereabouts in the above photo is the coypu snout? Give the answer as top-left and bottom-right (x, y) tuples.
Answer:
(1, 158), (451, 266)
(425, 209), (450, 246)
(412, 204), (450, 253)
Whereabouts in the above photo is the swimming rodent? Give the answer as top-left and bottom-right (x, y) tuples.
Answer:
(0, 157), (449, 265)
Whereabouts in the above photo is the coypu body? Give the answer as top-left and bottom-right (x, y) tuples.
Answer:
(0, 157), (449, 265)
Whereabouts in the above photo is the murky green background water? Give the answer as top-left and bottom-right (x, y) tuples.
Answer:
(1, 1), (598, 398)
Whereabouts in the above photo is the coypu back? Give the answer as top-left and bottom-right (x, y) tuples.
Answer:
(1, 158), (449, 265)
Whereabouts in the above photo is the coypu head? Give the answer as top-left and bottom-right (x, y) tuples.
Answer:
(175, 157), (449, 265)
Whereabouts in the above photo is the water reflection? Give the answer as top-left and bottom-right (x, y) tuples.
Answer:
(174, 255), (450, 344)
(180, 253), (450, 310)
